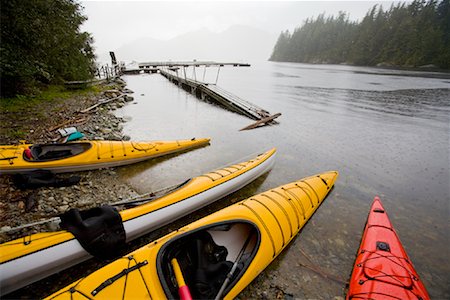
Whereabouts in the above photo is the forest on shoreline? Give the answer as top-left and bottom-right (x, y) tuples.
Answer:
(270, 0), (450, 70)
(0, 0), (95, 97)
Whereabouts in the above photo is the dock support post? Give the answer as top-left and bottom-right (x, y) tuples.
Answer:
(215, 66), (221, 84)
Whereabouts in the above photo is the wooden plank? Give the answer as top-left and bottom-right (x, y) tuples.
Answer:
(239, 113), (282, 131)
(139, 61), (250, 68)
(160, 70), (278, 123)
(48, 117), (87, 132)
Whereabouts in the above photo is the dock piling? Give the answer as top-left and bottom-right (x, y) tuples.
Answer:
(123, 60), (280, 129)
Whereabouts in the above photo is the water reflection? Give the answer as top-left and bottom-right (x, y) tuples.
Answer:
(116, 62), (449, 298)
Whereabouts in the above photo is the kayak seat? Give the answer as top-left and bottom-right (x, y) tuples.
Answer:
(40, 149), (73, 160)
(59, 205), (126, 260)
(194, 260), (233, 298)
(27, 143), (92, 162)
(191, 235), (233, 299)
(158, 223), (258, 299)
(161, 230), (233, 299)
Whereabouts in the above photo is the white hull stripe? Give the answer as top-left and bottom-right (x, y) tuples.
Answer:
(0, 152), (275, 294)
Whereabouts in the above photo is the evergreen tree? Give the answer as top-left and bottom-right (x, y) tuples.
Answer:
(0, 0), (96, 97)
(436, 0), (450, 67)
(270, 30), (291, 61)
(269, 0), (449, 69)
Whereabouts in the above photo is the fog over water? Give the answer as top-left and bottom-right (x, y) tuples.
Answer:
(80, 1), (449, 298)
(81, 1), (406, 62)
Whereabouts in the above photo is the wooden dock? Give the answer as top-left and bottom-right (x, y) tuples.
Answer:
(122, 68), (158, 75)
(138, 61), (251, 68)
(160, 70), (277, 122)
(123, 60), (280, 129)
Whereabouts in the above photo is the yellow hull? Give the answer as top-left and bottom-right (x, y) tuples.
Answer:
(0, 138), (210, 174)
(45, 170), (338, 300)
(0, 148), (276, 294)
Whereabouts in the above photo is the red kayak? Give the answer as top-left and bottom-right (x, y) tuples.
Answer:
(347, 196), (430, 300)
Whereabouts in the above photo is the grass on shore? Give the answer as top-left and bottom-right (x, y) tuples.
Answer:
(0, 85), (102, 112)
(0, 84), (106, 143)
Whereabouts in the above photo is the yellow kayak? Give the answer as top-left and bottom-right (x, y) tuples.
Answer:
(0, 148), (276, 294)
(0, 138), (210, 174)
(45, 170), (338, 300)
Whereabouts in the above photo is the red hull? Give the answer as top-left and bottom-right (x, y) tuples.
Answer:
(347, 196), (430, 300)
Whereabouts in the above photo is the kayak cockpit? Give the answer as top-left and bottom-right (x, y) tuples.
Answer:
(157, 221), (260, 299)
(24, 143), (92, 162)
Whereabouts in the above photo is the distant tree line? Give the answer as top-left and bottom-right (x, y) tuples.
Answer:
(0, 0), (96, 97)
(270, 0), (450, 69)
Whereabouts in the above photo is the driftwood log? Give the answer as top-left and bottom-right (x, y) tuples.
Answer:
(48, 117), (87, 132)
(239, 113), (281, 131)
(79, 94), (125, 113)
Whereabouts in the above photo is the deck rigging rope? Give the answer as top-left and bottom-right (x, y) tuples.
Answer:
(0, 150), (267, 234)
(91, 258), (148, 296)
(0, 181), (188, 234)
(352, 250), (424, 299)
(357, 250), (417, 287)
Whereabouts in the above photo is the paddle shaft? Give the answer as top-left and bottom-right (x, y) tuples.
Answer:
(0, 183), (182, 233)
(214, 231), (254, 300)
(171, 258), (193, 300)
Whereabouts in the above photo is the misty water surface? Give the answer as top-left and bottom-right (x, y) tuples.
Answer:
(116, 62), (450, 299)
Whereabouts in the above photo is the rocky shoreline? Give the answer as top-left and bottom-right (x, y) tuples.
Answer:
(0, 78), (140, 242)
(1, 77), (339, 300)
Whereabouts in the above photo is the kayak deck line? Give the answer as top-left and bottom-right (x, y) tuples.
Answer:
(0, 138), (210, 174)
(0, 148), (276, 295)
(91, 259), (149, 296)
(346, 196), (430, 300)
(238, 174), (334, 259)
(0, 180), (192, 235)
(43, 171), (338, 300)
(1, 149), (274, 257)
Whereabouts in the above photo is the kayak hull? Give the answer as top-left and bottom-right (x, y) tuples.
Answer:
(45, 170), (338, 300)
(346, 197), (430, 300)
(0, 148), (276, 295)
(0, 139), (210, 174)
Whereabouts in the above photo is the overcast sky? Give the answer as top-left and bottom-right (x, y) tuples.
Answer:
(81, 1), (406, 56)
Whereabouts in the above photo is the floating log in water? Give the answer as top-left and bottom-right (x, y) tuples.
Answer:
(240, 113), (282, 131)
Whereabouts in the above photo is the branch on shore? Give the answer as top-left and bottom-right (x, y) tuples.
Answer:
(48, 117), (87, 132)
(79, 94), (125, 113)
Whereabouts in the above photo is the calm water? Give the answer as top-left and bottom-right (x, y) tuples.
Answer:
(116, 62), (450, 299)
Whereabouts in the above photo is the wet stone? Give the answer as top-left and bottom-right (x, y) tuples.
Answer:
(335, 238), (345, 247)
(58, 205), (69, 212)
(0, 78), (145, 298)
(44, 206), (54, 213)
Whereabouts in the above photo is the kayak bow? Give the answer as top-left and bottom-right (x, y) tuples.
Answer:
(0, 138), (210, 174)
(0, 148), (276, 294)
(45, 170), (338, 300)
(346, 196), (430, 300)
